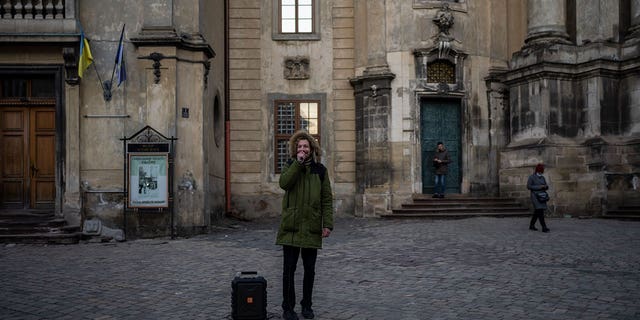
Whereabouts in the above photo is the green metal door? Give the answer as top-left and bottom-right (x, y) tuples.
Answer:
(421, 99), (461, 194)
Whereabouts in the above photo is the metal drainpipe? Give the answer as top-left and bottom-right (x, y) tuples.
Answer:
(224, 0), (231, 215)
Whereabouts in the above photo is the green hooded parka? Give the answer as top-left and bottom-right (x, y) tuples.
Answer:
(276, 159), (333, 249)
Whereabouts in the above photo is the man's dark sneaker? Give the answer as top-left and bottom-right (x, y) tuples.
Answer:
(432, 194), (439, 198)
(283, 310), (299, 320)
(301, 307), (315, 319)
(529, 226), (538, 231)
(542, 228), (550, 233)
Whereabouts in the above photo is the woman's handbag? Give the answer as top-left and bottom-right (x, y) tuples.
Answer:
(536, 191), (550, 202)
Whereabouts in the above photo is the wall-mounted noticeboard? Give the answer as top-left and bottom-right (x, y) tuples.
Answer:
(128, 153), (169, 208)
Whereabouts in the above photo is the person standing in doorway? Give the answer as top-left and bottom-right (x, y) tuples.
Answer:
(277, 130), (334, 320)
(433, 142), (450, 198)
(527, 163), (550, 232)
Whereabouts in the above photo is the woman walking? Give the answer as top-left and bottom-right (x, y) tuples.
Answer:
(527, 163), (550, 232)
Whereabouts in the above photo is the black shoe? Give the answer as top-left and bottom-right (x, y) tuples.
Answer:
(283, 310), (299, 320)
(542, 228), (550, 233)
(301, 307), (315, 319)
(432, 194), (439, 198)
(439, 194), (445, 198)
(529, 226), (538, 231)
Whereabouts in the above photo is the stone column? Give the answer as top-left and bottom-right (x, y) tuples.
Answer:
(364, 0), (390, 74)
(525, 0), (571, 45)
(629, 0), (640, 39)
(350, 73), (395, 216)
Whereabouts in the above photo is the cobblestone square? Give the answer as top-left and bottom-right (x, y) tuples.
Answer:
(1, 217), (639, 320)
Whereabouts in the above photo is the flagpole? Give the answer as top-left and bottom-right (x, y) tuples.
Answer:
(92, 62), (113, 102)
(110, 24), (126, 87)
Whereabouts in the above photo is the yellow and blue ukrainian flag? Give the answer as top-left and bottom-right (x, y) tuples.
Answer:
(78, 29), (93, 78)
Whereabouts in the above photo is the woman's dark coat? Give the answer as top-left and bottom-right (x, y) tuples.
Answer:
(527, 173), (549, 210)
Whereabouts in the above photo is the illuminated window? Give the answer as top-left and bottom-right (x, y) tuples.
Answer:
(274, 100), (320, 173)
(281, 0), (313, 33)
(427, 60), (456, 84)
(273, 0), (320, 40)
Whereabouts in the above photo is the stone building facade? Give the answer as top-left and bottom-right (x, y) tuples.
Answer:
(229, 0), (640, 218)
(0, 0), (226, 237)
(2, 0), (639, 237)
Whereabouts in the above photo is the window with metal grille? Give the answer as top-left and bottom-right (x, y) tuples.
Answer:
(274, 100), (320, 173)
(427, 60), (456, 84)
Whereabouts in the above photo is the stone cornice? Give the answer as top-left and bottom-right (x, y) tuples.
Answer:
(130, 29), (215, 59)
(503, 56), (640, 85)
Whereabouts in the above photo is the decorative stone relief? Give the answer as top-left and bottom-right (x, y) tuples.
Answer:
(433, 3), (454, 58)
(62, 47), (79, 85)
(284, 56), (310, 80)
(178, 170), (196, 191)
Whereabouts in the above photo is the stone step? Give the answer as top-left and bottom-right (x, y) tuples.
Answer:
(384, 194), (530, 219)
(0, 232), (81, 245)
(381, 211), (531, 219)
(412, 195), (519, 202)
(393, 205), (529, 212)
(0, 210), (80, 243)
(602, 206), (640, 220)
(401, 202), (524, 208)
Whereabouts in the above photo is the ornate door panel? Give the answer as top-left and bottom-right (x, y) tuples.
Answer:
(0, 106), (55, 209)
(30, 107), (56, 208)
(0, 107), (28, 208)
(421, 99), (461, 194)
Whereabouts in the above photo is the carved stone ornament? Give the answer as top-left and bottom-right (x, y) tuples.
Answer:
(433, 3), (455, 58)
(284, 56), (310, 80)
(433, 3), (454, 37)
(62, 47), (79, 85)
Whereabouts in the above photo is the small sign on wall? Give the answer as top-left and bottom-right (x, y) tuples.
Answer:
(182, 107), (189, 118)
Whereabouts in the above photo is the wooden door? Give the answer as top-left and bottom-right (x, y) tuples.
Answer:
(421, 99), (461, 194)
(0, 106), (55, 209)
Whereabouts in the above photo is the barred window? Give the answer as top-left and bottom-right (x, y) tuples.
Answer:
(274, 100), (320, 173)
(427, 59), (456, 84)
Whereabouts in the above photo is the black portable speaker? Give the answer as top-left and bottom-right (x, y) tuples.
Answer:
(231, 271), (267, 320)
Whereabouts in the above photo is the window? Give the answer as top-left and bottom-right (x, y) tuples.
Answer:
(413, 0), (467, 12)
(273, 0), (320, 40)
(427, 60), (456, 84)
(274, 100), (320, 173)
(0, 75), (55, 101)
(281, 0), (313, 33)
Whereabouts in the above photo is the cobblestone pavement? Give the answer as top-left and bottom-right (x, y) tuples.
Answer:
(1, 217), (640, 320)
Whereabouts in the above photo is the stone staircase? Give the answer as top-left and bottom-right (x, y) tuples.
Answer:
(0, 210), (81, 244)
(602, 205), (640, 220)
(381, 194), (531, 219)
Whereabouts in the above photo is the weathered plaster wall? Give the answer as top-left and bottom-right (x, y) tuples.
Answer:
(202, 0), (227, 222)
(74, 0), (219, 236)
(229, 0), (356, 219)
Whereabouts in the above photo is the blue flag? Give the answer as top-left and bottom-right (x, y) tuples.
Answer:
(115, 25), (126, 86)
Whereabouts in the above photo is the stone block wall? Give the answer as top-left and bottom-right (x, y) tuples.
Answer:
(500, 140), (640, 216)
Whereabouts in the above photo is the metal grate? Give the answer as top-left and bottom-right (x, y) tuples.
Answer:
(427, 60), (455, 84)
(277, 102), (296, 134)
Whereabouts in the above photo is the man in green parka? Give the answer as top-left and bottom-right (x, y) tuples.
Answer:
(277, 130), (333, 320)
